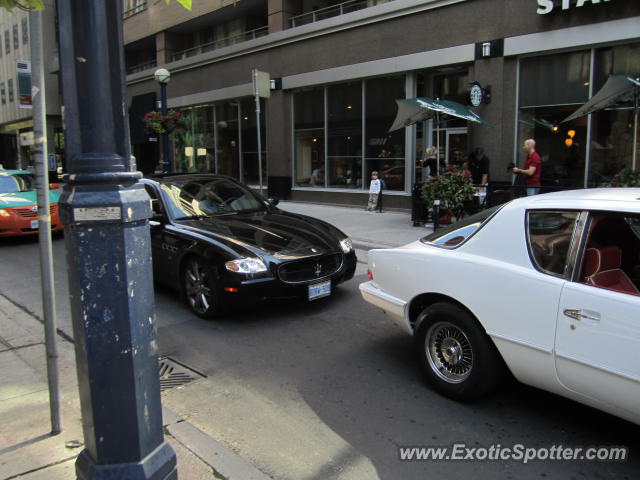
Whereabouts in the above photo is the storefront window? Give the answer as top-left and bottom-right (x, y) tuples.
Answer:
(173, 106), (215, 174)
(519, 51), (590, 189)
(590, 43), (640, 185)
(365, 76), (405, 190)
(240, 97), (266, 185)
(433, 72), (469, 105)
(217, 102), (240, 179)
(294, 88), (325, 186)
(328, 82), (362, 188)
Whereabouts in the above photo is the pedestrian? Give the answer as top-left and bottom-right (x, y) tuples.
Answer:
(468, 147), (489, 185)
(513, 138), (542, 196)
(424, 146), (438, 179)
(366, 171), (381, 212)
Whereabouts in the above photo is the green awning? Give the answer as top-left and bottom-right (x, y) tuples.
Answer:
(562, 75), (640, 123)
(388, 97), (487, 132)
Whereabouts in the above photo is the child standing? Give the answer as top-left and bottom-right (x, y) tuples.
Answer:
(367, 171), (381, 212)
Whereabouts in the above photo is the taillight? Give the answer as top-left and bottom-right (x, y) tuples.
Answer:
(367, 269), (373, 280)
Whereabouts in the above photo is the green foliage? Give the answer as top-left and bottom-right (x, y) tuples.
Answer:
(603, 168), (640, 188)
(165, 0), (192, 10)
(421, 167), (476, 213)
(143, 110), (184, 135)
(0, 0), (44, 11)
(1, 0), (191, 11)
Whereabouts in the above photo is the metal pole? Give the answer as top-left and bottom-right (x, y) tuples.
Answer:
(633, 85), (638, 171)
(436, 111), (440, 175)
(56, 1), (176, 478)
(160, 82), (170, 172)
(254, 70), (263, 195)
(29, 8), (61, 436)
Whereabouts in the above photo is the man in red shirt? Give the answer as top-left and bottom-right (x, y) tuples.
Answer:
(513, 138), (541, 196)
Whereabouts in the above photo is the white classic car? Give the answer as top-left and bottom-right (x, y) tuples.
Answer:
(360, 189), (640, 425)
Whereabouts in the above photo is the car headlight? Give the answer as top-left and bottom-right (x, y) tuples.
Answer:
(339, 238), (353, 253)
(0, 209), (10, 217)
(224, 257), (268, 274)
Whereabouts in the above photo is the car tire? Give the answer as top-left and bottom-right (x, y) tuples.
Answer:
(415, 302), (503, 400)
(182, 256), (221, 319)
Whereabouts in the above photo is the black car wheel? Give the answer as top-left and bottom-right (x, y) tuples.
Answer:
(182, 256), (220, 318)
(415, 302), (504, 400)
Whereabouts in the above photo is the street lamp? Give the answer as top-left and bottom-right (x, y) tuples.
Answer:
(154, 68), (171, 173)
(56, 1), (177, 478)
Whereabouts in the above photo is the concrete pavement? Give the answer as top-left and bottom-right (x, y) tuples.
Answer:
(278, 201), (432, 251)
(0, 201), (427, 479)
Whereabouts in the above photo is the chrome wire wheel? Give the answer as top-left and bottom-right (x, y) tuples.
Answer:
(425, 321), (474, 384)
(184, 258), (213, 316)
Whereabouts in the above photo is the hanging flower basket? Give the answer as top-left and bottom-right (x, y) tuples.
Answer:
(143, 110), (184, 135)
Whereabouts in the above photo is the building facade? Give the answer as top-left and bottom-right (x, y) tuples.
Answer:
(0, 0), (61, 174)
(124, 0), (640, 208)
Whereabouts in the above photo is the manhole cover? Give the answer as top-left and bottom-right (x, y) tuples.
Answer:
(158, 356), (206, 392)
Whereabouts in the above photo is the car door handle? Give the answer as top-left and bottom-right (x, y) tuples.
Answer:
(563, 309), (601, 322)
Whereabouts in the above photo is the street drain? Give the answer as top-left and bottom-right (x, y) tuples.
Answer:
(158, 356), (206, 392)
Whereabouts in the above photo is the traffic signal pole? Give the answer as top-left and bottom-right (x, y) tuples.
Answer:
(56, 1), (176, 478)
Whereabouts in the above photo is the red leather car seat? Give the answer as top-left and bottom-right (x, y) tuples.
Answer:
(583, 246), (640, 295)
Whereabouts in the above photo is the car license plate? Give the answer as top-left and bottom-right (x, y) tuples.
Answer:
(30, 220), (38, 229)
(308, 280), (331, 301)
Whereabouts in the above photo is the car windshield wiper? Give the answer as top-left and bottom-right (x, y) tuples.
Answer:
(211, 211), (240, 216)
(174, 214), (210, 220)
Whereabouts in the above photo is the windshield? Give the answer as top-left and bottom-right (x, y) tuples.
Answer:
(159, 177), (267, 219)
(0, 173), (35, 194)
(421, 205), (503, 247)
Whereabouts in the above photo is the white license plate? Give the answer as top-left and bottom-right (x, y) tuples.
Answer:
(30, 220), (38, 229)
(308, 280), (331, 301)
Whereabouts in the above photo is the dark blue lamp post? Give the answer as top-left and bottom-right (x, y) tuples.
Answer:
(154, 68), (171, 173)
(56, 1), (177, 478)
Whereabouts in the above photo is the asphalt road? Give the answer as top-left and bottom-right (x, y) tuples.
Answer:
(1, 235), (639, 479)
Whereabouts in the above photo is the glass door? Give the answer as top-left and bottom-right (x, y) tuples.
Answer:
(446, 128), (468, 169)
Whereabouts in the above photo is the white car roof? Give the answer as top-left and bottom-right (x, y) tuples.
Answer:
(509, 188), (640, 214)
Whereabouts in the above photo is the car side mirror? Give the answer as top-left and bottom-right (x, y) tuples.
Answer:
(267, 196), (280, 207)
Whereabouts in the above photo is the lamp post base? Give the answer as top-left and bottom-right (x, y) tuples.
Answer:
(76, 441), (177, 480)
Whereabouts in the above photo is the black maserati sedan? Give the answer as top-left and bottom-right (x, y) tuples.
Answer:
(140, 174), (357, 318)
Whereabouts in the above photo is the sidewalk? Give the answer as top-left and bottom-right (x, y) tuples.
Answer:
(0, 201), (428, 479)
(277, 201), (433, 250)
(0, 293), (270, 479)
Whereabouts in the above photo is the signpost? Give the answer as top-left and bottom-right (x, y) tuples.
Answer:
(252, 69), (269, 195)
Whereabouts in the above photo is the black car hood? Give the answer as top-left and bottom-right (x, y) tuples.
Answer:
(171, 209), (345, 258)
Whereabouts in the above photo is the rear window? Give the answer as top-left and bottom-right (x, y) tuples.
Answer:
(527, 210), (579, 276)
(0, 173), (34, 193)
(421, 205), (503, 247)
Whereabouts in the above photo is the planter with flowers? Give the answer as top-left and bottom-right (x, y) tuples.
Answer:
(421, 167), (476, 223)
(603, 168), (640, 188)
(143, 110), (184, 136)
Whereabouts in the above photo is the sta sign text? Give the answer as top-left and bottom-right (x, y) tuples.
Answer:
(537, 0), (611, 15)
